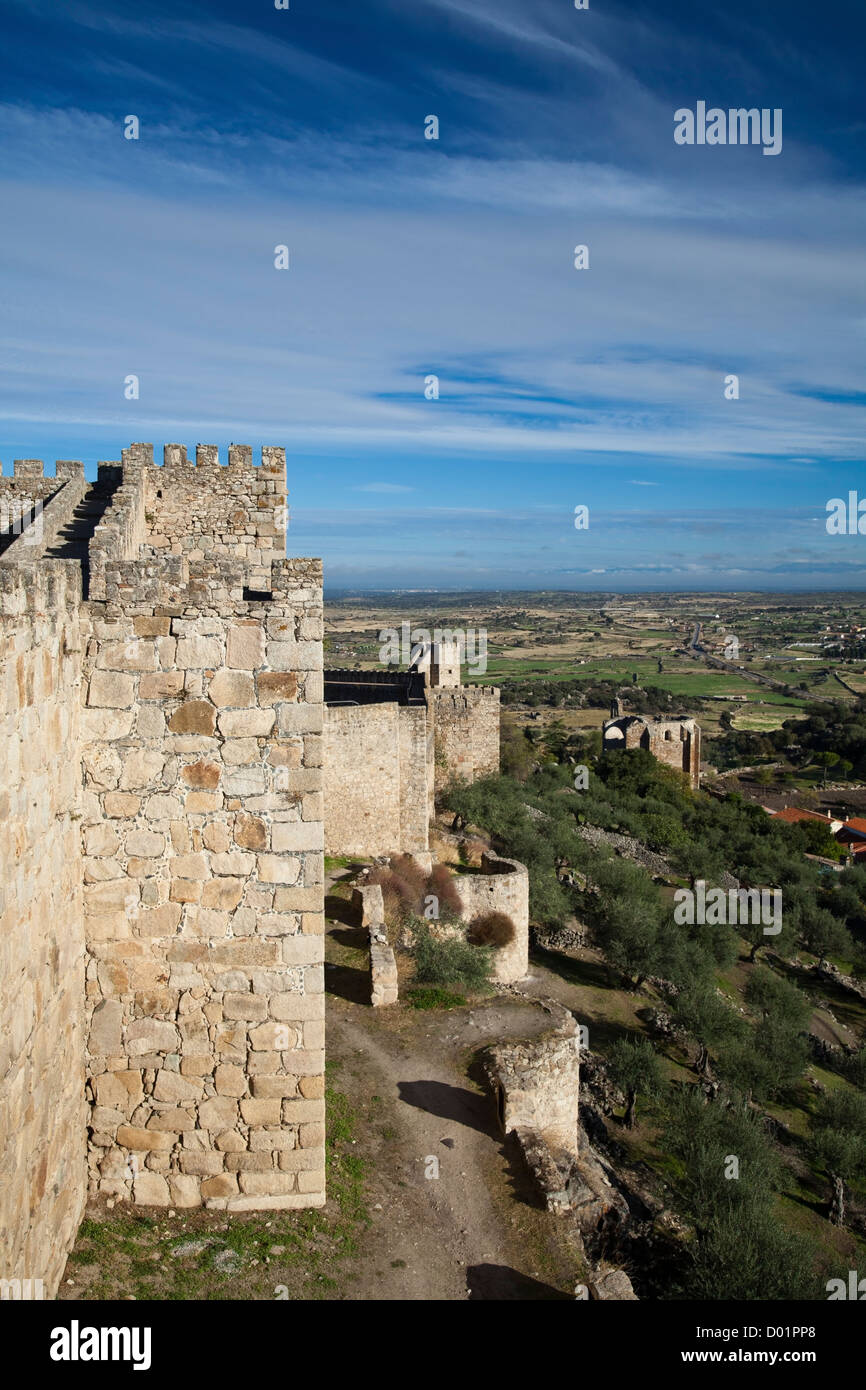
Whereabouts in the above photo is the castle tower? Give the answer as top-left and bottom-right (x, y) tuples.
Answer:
(412, 638), (461, 688)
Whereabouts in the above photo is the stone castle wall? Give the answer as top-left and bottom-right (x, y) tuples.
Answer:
(0, 443), (325, 1296)
(323, 703), (430, 856)
(81, 551), (325, 1213)
(0, 561), (87, 1292)
(431, 685), (500, 789)
(322, 681), (499, 859)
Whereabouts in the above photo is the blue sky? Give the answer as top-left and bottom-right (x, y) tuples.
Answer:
(1, 0), (865, 590)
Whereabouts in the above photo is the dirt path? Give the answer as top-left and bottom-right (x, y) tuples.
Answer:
(325, 937), (580, 1301)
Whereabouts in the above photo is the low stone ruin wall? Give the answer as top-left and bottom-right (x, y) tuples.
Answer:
(352, 883), (398, 1007)
(484, 997), (580, 1158)
(351, 882), (384, 930)
(454, 852), (529, 984)
(369, 929), (398, 1007)
(812, 959), (866, 1003)
(482, 997), (637, 1298)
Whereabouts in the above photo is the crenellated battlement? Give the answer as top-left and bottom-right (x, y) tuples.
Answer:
(0, 458), (84, 486)
(0, 458), (84, 482)
(431, 684), (500, 706)
(131, 443), (287, 582)
(123, 442), (285, 478)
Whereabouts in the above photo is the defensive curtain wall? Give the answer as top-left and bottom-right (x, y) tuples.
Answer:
(0, 443), (325, 1297)
(323, 666), (500, 856)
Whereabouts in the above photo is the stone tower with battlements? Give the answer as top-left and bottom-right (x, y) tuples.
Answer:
(0, 443), (325, 1296)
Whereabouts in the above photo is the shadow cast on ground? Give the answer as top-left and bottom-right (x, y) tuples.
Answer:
(325, 894), (359, 928)
(398, 1079), (500, 1139)
(324, 960), (369, 1006)
(466, 1262), (572, 1300)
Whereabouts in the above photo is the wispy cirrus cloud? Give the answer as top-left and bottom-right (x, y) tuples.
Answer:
(0, 0), (863, 588)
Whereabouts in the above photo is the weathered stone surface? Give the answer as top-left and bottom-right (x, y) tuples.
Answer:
(168, 700), (216, 735)
(211, 850), (255, 876)
(140, 672), (184, 698)
(207, 669), (255, 708)
(234, 815), (267, 850)
(88, 671), (135, 708)
(197, 1096), (240, 1131)
(257, 855), (301, 884)
(133, 1172), (172, 1206)
(201, 878), (243, 910)
(256, 671), (298, 702)
(153, 1071), (201, 1103)
(201, 1173), (239, 1199)
(271, 820), (322, 852)
(125, 1019), (179, 1054)
(88, 998), (123, 1054)
(119, 748), (165, 790)
(219, 708), (275, 737)
(181, 760), (221, 789)
(116, 1126), (175, 1152)
(223, 993), (268, 1022)
(226, 623), (266, 670)
(176, 636), (222, 668)
(125, 829), (165, 858)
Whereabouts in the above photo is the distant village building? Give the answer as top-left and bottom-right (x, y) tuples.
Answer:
(769, 808), (866, 862)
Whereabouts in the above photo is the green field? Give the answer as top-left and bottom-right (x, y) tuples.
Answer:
(731, 710), (808, 732)
(469, 654), (811, 709)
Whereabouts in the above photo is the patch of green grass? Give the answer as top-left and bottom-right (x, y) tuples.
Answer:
(406, 985), (468, 1010)
(61, 1075), (370, 1302)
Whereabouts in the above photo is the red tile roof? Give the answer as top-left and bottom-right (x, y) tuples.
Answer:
(771, 808), (833, 825)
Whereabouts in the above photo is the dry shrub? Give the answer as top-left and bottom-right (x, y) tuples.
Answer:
(367, 855), (431, 927)
(367, 867), (417, 928)
(427, 863), (463, 920)
(467, 911), (516, 949)
(390, 855), (429, 901)
(458, 836), (487, 868)
(368, 857), (464, 928)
